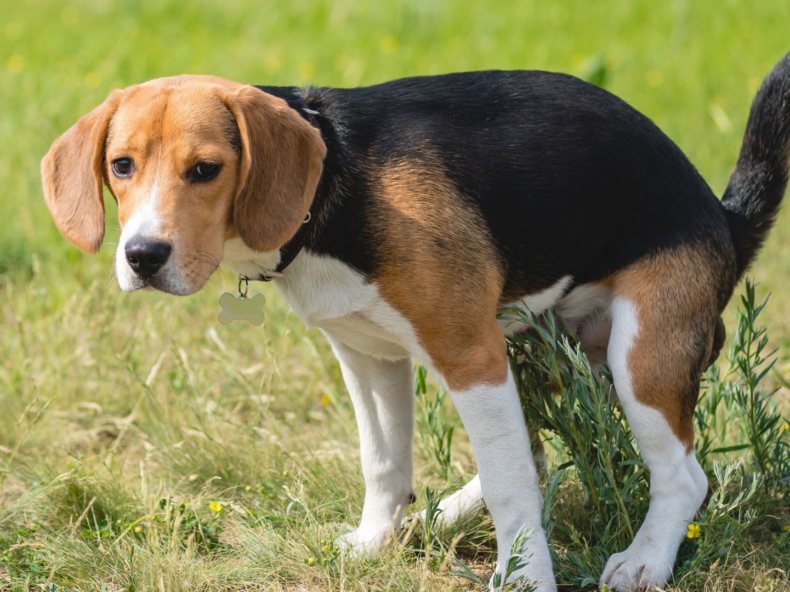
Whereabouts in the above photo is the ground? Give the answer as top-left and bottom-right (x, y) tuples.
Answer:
(1, 1), (789, 590)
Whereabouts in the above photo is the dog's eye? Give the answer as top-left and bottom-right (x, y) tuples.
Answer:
(192, 162), (221, 182)
(112, 158), (133, 178)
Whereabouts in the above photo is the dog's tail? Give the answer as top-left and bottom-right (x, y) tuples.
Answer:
(721, 51), (790, 280)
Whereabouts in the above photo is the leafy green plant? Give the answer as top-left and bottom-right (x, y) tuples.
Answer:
(420, 485), (444, 552)
(490, 526), (538, 591)
(679, 462), (760, 575)
(712, 282), (789, 490)
(503, 306), (648, 579)
(502, 279), (790, 588)
(415, 365), (455, 480)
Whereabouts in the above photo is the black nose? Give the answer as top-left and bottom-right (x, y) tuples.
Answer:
(125, 239), (171, 276)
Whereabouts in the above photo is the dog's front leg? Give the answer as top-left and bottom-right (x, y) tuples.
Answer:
(326, 335), (415, 554)
(448, 366), (557, 591)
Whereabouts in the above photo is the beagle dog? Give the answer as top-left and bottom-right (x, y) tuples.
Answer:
(42, 52), (790, 591)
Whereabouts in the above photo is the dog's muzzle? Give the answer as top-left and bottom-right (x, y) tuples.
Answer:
(125, 238), (171, 277)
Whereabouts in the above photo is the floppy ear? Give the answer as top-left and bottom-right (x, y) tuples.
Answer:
(224, 85), (326, 252)
(41, 89), (124, 254)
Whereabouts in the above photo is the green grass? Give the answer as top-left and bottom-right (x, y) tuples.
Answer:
(1, 0), (789, 589)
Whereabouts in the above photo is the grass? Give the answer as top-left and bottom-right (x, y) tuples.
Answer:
(1, 0), (789, 589)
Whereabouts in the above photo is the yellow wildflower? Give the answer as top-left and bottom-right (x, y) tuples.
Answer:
(783, 525), (790, 532)
(379, 35), (398, 55)
(6, 55), (24, 73)
(84, 71), (102, 88)
(134, 526), (142, 533)
(307, 556), (316, 565)
(209, 502), (223, 513)
(687, 523), (701, 539)
(322, 546), (331, 553)
(297, 61), (316, 81)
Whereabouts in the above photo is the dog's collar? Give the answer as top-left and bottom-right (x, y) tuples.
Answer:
(257, 108), (324, 282)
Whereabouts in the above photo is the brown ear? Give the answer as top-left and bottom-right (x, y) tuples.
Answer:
(224, 85), (326, 252)
(41, 89), (124, 254)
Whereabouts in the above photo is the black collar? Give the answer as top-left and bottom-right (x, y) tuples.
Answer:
(257, 108), (324, 282)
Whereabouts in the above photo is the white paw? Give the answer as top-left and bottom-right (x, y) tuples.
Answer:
(489, 528), (557, 592)
(600, 547), (674, 591)
(413, 475), (484, 528)
(336, 524), (391, 557)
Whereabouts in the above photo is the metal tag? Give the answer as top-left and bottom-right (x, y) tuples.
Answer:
(218, 276), (265, 326)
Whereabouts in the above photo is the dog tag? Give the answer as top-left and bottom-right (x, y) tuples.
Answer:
(218, 276), (265, 326)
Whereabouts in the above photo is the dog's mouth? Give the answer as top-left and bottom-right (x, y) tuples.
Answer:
(119, 269), (198, 297)
(115, 240), (217, 297)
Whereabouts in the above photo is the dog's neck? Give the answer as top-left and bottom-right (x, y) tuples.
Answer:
(219, 86), (344, 286)
(237, 85), (373, 281)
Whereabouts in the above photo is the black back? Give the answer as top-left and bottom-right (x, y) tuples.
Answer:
(259, 71), (734, 301)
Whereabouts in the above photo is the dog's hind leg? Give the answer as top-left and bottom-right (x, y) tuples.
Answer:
(600, 250), (724, 591)
(417, 435), (547, 528)
(415, 474), (483, 527)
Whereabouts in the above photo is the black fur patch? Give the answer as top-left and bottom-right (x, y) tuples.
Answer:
(257, 55), (789, 302)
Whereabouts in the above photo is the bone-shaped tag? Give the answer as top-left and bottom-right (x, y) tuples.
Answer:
(218, 292), (266, 326)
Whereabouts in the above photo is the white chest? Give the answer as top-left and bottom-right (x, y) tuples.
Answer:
(276, 252), (428, 361)
(221, 243), (423, 361)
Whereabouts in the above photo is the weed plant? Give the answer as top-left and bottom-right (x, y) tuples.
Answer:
(503, 279), (790, 590)
(416, 366), (455, 481)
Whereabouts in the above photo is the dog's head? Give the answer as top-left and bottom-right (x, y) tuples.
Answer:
(41, 75), (325, 295)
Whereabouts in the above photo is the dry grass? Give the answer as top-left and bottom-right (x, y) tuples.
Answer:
(1, 0), (790, 590)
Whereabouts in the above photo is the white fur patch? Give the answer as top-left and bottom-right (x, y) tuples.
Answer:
(448, 369), (556, 591)
(219, 237), (280, 280)
(327, 337), (415, 554)
(251, 250), (433, 365)
(498, 275), (573, 335)
(221, 247), (420, 355)
(416, 474), (484, 526)
(275, 251), (378, 327)
(557, 282), (611, 323)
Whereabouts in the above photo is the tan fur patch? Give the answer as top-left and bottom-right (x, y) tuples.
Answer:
(612, 244), (726, 449)
(41, 89), (125, 253)
(370, 154), (507, 391)
(224, 85), (325, 253)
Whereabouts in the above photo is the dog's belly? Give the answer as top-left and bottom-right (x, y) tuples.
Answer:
(320, 312), (412, 360)
(274, 251), (613, 366)
(558, 283), (613, 369)
(274, 251), (430, 363)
